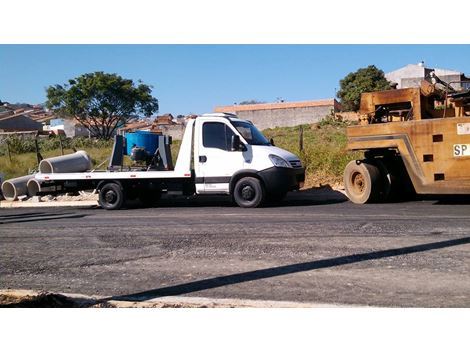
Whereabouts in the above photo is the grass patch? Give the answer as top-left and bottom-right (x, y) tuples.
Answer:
(264, 123), (362, 188)
(0, 147), (114, 180)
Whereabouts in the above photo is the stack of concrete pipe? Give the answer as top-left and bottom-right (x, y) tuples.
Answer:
(26, 178), (56, 197)
(1, 175), (36, 201)
(1, 150), (92, 201)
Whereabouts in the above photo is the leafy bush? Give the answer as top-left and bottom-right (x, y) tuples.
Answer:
(318, 111), (357, 128)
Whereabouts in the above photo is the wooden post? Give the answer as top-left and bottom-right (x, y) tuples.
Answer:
(59, 136), (64, 155)
(34, 135), (43, 165)
(6, 139), (12, 162)
(299, 125), (304, 152)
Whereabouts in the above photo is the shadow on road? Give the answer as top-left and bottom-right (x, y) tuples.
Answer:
(0, 211), (49, 219)
(430, 195), (470, 205)
(272, 186), (348, 207)
(122, 186), (348, 209)
(108, 236), (470, 302)
(0, 212), (87, 224)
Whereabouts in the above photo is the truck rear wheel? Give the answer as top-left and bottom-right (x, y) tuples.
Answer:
(99, 183), (124, 210)
(344, 160), (381, 204)
(233, 177), (265, 208)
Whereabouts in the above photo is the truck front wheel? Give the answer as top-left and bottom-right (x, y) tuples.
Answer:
(344, 160), (380, 204)
(99, 183), (124, 210)
(233, 177), (265, 208)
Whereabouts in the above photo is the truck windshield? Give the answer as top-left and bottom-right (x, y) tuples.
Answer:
(231, 121), (271, 146)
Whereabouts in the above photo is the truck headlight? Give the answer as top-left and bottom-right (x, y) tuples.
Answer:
(269, 154), (291, 168)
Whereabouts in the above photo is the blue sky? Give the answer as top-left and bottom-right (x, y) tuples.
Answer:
(1, 45), (470, 116)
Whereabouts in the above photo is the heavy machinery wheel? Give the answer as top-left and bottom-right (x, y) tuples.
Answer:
(99, 183), (124, 210)
(374, 159), (392, 202)
(343, 160), (381, 204)
(381, 157), (416, 201)
(233, 177), (265, 208)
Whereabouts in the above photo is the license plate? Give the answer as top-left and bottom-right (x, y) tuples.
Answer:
(453, 144), (470, 157)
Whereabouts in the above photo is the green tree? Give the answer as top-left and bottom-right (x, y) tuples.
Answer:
(239, 99), (265, 105)
(46, 72), (159, 139)
(337, 65), (391, 111)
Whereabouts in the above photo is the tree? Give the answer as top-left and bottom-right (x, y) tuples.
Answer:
(239, 99), (265, 105)
(337, 65), (391, 111)
(46, 72), (159, 139)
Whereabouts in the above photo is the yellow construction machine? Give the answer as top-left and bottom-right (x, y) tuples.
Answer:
(344, 73), (470, 203)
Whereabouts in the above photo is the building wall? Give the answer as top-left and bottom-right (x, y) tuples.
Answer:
(385, 65), (426, 88)
(385, 64), (465, 90)
(156, 124), (185, 140)
(234, 105), (334, 130)
(46, 119), (90, 137)
(400, 74), (463, 90)
(214, 99), (340, 130)
(63, 119), (90, 138)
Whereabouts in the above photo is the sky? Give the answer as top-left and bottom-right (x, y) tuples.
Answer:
(1, 45), (470, 116)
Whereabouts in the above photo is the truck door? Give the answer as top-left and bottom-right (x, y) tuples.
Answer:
(197, 121), (243, 193)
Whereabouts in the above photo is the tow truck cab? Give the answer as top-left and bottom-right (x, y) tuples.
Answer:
(191, 113), (305, 206)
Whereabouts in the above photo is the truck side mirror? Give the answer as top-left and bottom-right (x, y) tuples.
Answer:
(270, 138), (275, 146)
(231, 135), (241, 151)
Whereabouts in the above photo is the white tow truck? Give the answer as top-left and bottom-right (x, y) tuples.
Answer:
(34, 113), (305, 210)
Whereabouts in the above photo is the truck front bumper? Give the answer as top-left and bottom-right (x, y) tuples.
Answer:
(258, 166), (305, 194)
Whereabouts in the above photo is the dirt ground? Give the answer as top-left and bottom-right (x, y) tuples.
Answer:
(0, 290), (330, 308)
(0, 290), (223, 308)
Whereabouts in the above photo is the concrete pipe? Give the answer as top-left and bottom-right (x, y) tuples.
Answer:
(1, 175), (35, 201)
(27, 178), (56, 197)
(39, 150), (92, 174)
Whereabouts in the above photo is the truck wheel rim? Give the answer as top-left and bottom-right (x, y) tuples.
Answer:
(241, 185), (255, 200)
(351, 171), (365, 194)
(104, 190), (117, 204)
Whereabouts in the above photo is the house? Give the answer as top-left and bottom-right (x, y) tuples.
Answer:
(154, 113), (176, 125)
(0, 109), (43, 132)
(118, 119), (154, 133)
(385, 61), (470, 90)
(214, 99), (342, 130)
(151, 113), (186, 139)
(0, 103), (67, 135)
(43, 118), (90, 138)
(119, 114), (187, 140)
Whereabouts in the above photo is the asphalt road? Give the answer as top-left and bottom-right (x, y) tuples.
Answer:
(1, 189), (469, 307)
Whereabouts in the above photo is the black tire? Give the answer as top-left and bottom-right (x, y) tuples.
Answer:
(233, 177), (265, 208)
(99, 183), (124, 210)
(374, 159), (392, 202)
(139, 189), (161, 207)
(381, 157), (416, 201)
(343, 160), (381, 204)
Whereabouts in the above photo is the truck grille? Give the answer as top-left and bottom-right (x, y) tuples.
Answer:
(289, 159), (302, 168)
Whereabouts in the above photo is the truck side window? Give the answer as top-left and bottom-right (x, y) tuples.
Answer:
(203, 122), (235, 150)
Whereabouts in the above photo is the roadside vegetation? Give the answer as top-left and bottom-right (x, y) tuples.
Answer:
(0, 117), (362, 188)
(263, 116), (362, 188)
(0, 137), (114, 180)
